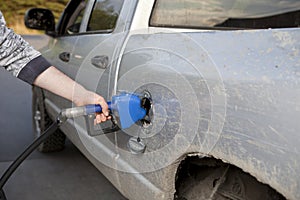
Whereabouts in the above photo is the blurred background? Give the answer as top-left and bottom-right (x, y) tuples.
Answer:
(0, 0), (69, 34)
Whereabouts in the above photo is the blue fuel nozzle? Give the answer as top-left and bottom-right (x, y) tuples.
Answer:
(61, 92), (147, 130)
(111, 92), (147, 129)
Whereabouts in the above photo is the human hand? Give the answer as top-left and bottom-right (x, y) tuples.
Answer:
(73, 90), (111, 124)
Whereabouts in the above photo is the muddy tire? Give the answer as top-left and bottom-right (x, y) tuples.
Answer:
(175, 158), (285, 200)
(32, 86), (66, 153)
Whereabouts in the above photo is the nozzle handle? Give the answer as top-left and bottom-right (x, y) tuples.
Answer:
(85, 104), (103, 115)
(61, 102), (111, 119)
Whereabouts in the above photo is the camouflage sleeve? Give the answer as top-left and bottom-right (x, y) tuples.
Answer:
(0, 11), (51, 84)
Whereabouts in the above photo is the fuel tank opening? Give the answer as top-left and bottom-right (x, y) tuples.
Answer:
(140, 90), (153, 127)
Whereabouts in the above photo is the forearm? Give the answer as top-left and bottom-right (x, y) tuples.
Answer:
(33, 66), (110, 122)
(34, 66), (79, 103)
(33, 66), (89, 106)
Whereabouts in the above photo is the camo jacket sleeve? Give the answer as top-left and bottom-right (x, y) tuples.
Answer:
(0, 11), (51, 84)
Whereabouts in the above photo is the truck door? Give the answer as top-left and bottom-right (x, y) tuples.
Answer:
(68, 0), (138, 171)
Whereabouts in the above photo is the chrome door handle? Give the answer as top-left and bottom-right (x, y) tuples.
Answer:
(59, 52), (70, 62)
(91, 55), (108, 69)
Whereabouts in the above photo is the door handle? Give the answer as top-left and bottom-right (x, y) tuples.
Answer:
(59, 52), (70, 62)
(91, 55), (108, 69)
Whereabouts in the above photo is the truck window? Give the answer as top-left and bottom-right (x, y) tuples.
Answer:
(87, 0), (124, 32)
(56, 0), (88, 35)
(150, 0), (300, 30)
(66, 0), (88, 34)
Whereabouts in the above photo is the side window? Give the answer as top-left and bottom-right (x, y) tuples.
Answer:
(150, 0), (300, 30)
(66, 0), (88, 34)
(87, 0), (124, 32)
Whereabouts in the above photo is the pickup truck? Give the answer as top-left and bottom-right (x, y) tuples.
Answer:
(25, 0), (300, 199)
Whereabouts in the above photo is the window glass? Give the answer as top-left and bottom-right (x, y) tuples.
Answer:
(87, 0), (124, 32)
(150, 0), (300, 29)
(66, 0), (88, 34)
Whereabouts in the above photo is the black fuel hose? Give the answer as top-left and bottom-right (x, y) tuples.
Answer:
(0, 104), (107, 200)
(0, 120), (60, 200)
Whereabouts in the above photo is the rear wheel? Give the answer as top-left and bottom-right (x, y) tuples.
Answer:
(175, 157), (285, 200)
(32, 86), (66, 152)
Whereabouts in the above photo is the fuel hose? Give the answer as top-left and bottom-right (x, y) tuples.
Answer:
(0, 121), (60, 200)
(0, 103), (112, 199)
(0, 104), (102, 200)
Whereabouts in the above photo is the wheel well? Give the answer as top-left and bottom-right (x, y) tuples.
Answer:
(174, 156), (286, 200)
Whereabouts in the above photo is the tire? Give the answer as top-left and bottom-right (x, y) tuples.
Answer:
(32, 86), (66, 153)
(175, 158), (285, 200)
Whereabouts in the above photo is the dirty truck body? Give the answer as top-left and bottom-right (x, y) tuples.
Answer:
(30, 0), (300, 199)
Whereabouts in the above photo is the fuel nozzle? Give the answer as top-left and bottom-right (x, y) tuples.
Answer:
(60, 92), (150, 136)
(111, 92), (147, 129)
